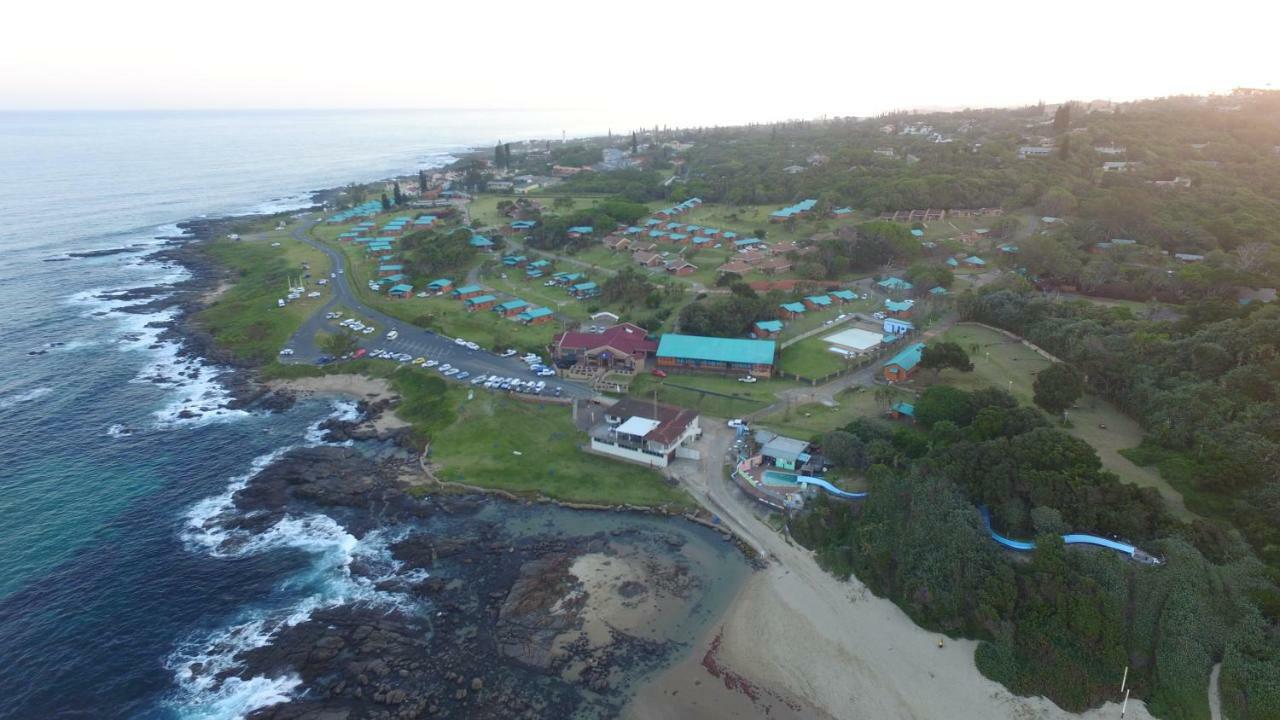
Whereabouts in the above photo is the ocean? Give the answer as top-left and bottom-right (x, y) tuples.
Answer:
(0, 110), (740, 719)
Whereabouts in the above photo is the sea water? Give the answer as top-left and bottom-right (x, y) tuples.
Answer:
(0, 109), (741, 719)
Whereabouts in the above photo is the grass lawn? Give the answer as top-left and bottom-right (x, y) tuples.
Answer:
(675, 204), (851, 246)
(196, 229), (334, 363)
(756, 385), (914, 440)
(925, 323), (1193, 518)
(429, 392), (693, 508)
(778, 336), (853, 379)
(629, 373), (795, 419)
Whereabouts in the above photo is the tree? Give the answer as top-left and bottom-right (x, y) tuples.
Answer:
(380, 193), (390, 212)
(392, 182), (404, 206)
(418, 169), (428, 195)
(1053, 103), (1071, 133)
(631, 131), (638, 154)
(1032, 362), (1084, 417)
(823, 430), (867, 470)
(919, 342), (974, 379)
(321, 330), (359, 357)
(914, 385), (975, 427)
(494, 142), (504, 169)
(1058, 134), (1072, 160)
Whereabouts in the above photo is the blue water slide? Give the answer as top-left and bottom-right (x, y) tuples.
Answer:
(980, 508), (1136, 556)
(794, 475), (868, 499)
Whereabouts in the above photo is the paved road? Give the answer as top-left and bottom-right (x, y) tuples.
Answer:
(278, 215), (596, 400)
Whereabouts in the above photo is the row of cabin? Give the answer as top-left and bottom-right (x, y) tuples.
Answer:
(769, 199), (817, 222)
(777, 290), (859, 319)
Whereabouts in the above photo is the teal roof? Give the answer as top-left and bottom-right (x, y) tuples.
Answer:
(452, 284), (483, 295)
(657, 334), (777, 366)
(891, 401), (915, 417)
(770, 199), (817, 218)
(885, 342), (925, 371)
(465, 294), (497, 305)
(378, 264), (404, 272)
(734, 238), (762, 246)
(754, 320), (784, 333)
(885, 299), (915, 312)
(469, 235), (493, 247)
(910, 229), (924, 237)
(722, 231), (738, 239)
(496, 299), (529, 311)
(780, 302), (807, 314)
(877, 277), (913, 290)
(389, 284), (414, 293)
(669, 233), (689, 241)
(964, 256), (986, 265)
(509, 220), (536, 229)
(561, 272), (584, 282)
(428, 278), (452, 288)
(929, 286), (948, 295)
(529, 259), (551, 268)
(571, 282), (598, 292)
(830, 290), (856, 301)
(833, 207), (853, 214)
(805, 294), (833, 306)
(518, 307), (554, 321)
(568, 226), (594, 234)
(414, 215), (437, 225)
(946, 257), (959, 267)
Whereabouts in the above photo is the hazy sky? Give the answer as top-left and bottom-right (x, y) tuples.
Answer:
(4, 0), (1274, 125)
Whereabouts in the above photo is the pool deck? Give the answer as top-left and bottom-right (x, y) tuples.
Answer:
(732, 457), (804, 509)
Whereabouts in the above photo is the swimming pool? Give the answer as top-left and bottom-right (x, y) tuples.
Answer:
(762, 470), (802, 487)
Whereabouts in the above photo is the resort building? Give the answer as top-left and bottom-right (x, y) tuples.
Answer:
(883, 342), (925, 383)
(753, 320), (783, 339)
(388, 284), (414, 299)
(655, 334), (777, 377)
(517, 307), (555, 325)
(464, 294), (497, 312)
(552, 323), (657, 372)
(427, 278), (453, 294)
(588, 398), (701, 469)
(451, 284), (486, 300)
(494, 299), (530, 317)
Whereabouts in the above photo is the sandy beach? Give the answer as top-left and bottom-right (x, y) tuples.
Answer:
(626, 423), (1156, 720)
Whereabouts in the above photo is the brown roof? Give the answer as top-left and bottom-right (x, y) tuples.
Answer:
(554, 322), (657, 356)
(606, 397), (698, 446)
(718, 261), (752, 275)
(756, 257), (793, 272)
(634, 251), (662, 265)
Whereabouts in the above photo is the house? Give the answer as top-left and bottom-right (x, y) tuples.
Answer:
(929, 286), (948, 297)
(502, 254), (528, 267)
(570, 281), (600, 299)
(469, 235), (495, 250)
(823, 327), (883, 356)
(963, 256), (987, 267)
(779, 302), (807, 319)
(427, 278), (453, 294)
(377, 264), (405, 277)
(803, 294), (833, 311)
(414, 215), (438, 229)
(666, 260), (698, 276)
(509, 219), (537, 232)
(887, 402), (915, 422)
(756, 257), (792, 274)
(556, 272), (585, 285)
(567, 226), (594, 239)
(733, 237), (764, 250)
(387, 284), (415, 299)
(464, 294), (497, 312)
(623, 226), (644, 236)
(634, 251), (664, 268)
(883, 342), (925, 383)
(877, 277), (914, 293)
(1019, 146), (1053, 158)
(1175, 253), (1205, 263)
(946, 257), (959, 268)
(753, 320), (783, 339)
(668, 233), (690, 244)
(552, 322), (657, 371)
(884, 317), (914, 335)
(1103, 161), (1140, 173)
(494, 299), (530, 317)
(832, 207), (853, 218)
(517, 307), (555, 324)
(377, 274), (407, 286)
(588, 397), (701, 469)
(884, 298), (915, 318)
(759, 435), (818, 473)
(451, 284), (486, 300)
(527, 259), (552, 273)
(830, 289), (857, 303)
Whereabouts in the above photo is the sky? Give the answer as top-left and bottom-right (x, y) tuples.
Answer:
(3, 0), (1275, 125)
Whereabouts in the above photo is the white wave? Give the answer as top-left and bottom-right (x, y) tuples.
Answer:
(106, 423), (133, 438)
(251, 193), (318, 215)
(0, 386), (52, 411)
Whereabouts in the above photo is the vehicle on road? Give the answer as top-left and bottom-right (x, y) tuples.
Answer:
(412, 357), (425, 365)
(278, 348), (294, 356)
(353, 348), (367, 359)
(454, 337), (467, 346)
(651, 369), (667, 378)
(386, 330), (398, 341)
(362, 327), (375, 335)
(727, 418), (747, 429)
(464, 341), (479, 351)
(499, 349), (517, 357)
(456, 371), (470, 380)
(425, 360), (439, 368)
(738, 376), (758, 383)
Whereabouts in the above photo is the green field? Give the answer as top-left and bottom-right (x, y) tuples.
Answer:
(196, 228), (333, 363)
(929, 324), (1193, 518)
(756, 385), (915, 440)
(629, 373), (794, 419)
(429, 392), (693, 508)
(778, 335), (852, 379)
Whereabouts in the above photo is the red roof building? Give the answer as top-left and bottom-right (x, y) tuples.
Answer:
(552, 322), (657, 371)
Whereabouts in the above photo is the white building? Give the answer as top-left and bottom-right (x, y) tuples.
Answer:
(589, 398), (701, 468)
(1019, 146), (1053, 158)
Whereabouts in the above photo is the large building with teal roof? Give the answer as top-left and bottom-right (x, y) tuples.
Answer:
(655, 334), (777, 377)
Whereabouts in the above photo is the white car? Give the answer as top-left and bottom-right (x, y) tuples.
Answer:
(278, 348), (294, 356)
(362, 327), (375, 335)
(425, 360), (439, 368)
(465, 341), (480, 351)
(727, 418), (747, 429)
(443, 367), (459, 376)
(499, 349), (517, 358)
(439, 363), (452, 372)
(330, 273), (336, 279)
(386, 330), (398, 340)
(454, 337), (467, 346)
(470, 375), (488, 385)
(737, 376), (758, 384)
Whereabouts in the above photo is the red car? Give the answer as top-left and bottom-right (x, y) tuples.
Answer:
(651, 369), (667, 378)
(353, 348), (367, 359)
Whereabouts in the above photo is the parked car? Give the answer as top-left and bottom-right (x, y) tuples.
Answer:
(352, 348), (367, 359)
(386, 330), (398, 340)
(456, 371), (470, 380)
(737, 376), (758, 383)
(278, 348), (294, 356)
(499, 349), (517, 357)
(727, 418), (746, 429)
(425, 360), (439, 368)
(651, 369), (667, 378)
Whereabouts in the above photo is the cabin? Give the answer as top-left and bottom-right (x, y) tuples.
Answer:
(883, 342), (925, 383)
(570, 281), (600, 299)
(803, 294), (833, 311)
(567, 226), (594, 239)
(832, 207), (853, 218)
(963, 256), (987, 268)
(464, 294), (497, 312)
(884, 299), (915, 318)
(517, 307), (555, 325)
(877, 277), (913, 293)
(377, 264), (404, 278)
(655, 334), (776, 378)
(634, 251), (664, 268)
(830, 289), (857, 303)
(426, 278), (453, 294)
(494, 299), (530, 317)
(666, 260), (698, 276)
(469, 235), (495, 251)
(388, 284), (415, 299)
(887, 401), (915, 422)
(779, 302), (807, 319)
(502, 254), (528, 267)
(753, 320), (783, 339)
(770, 199), (817, 222)
(451, 284), (485, 301)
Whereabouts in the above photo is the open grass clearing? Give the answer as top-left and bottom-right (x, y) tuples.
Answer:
(629, 373), (795, 419)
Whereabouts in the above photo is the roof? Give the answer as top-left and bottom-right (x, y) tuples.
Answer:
(885, 342), (926, 371)
(929, 286), (948, 295)
(452, 284), (483, 294)
(891, 402), (915, 417)
(518, 307), (555, 320)
(568, 226), (594, 234)
(465, 294), (497, 305)
(469, 236), (494, 247)
(496, 299), (529, 311)
(780, 302), (807, 314)
(616, 416), (662, 438)
(555, 322), (657, 356)
(754, 320), (784, 333)
(761, 435), (809, 463)
(830, 290), (856, 301)
(428, 278), (453, 288)
(877, 277), (913, 290)
(378, 264), (404, 272)
(964, 256), (986, 265)
(571, 281), (598, 292)
(389, 284), (414, 293)
(657, 334), (776, 366)
(604, 397), (699, 446)
(805, 294), (832, 306)
(824, 327), (882, 351)
(885, 299), (915, 312)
